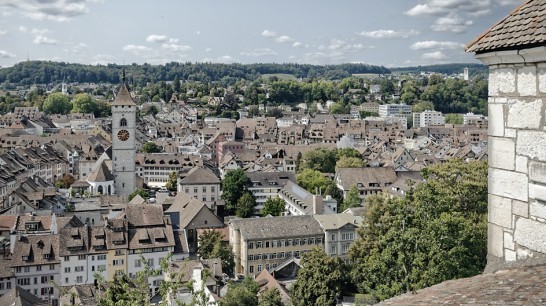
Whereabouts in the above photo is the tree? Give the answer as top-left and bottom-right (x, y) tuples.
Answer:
(335, 156), (363, 170)
(165, 171), (177, 191)
(248, 106), (260, 117)
(266, 107), (283, 118)
(198, 230), (235, 276)
(221, 169), (251, 215)
(42, 92), (71, 114)
(291, 248), (348, 306)
(297, 169), (330, 194)
(220, 276), (259, 306)
(340, 186), (361, 212)
(55, 173), (76, 189)
(141, 142), (162, 153)
(173, 75), (181, 93)
(259, 287), (284, 306)
(128, 189), (148, 201)
(445, 113), (463, 124)
(412, 101), (435, 113)
(299, 148), (336, 174)
(262, 197), (285, 216)
(350, 159), (488, 301)
(71, 93), (97, 114)
(236, 192), (256, 218)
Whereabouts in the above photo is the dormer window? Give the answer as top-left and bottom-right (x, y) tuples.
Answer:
(43, 254), (50, 259)
(22, 256), (29, 261)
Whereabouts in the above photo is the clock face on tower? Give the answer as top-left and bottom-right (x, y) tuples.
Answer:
(117, 129), (130, 141)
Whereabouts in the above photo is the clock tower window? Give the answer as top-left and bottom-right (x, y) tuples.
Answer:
(120, 118), (127, 127)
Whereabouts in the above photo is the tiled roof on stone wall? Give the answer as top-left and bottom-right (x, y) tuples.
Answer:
(466, 0), (546, 53)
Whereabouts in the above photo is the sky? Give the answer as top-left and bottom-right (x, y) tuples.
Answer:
(0, 0), (524, 68)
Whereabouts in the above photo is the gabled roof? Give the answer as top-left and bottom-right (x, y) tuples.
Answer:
(466, 0), (546, 53)
(0, 285), (49, 306)
(180, 166), (220, 185)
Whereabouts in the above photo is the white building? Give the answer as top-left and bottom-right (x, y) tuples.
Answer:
(413, 110), (445, 128)
(463, 112), (487, 125)
(314, 213), (363, 259)
(279, 181), (337, 216)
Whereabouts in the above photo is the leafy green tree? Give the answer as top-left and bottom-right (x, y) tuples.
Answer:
(165, 171), (178, 191)
(445, 113), (463, 124)
(221, 169), (251, 215)
(341, 186), (362, 211)
(291, 248), (348, 306)
(146, 105), (159, 116)
(43, 92), (71, 114)
(350, 159), (488, 301)
(71, 93), (97, 114)
(262, 197), (285, 216)
(412, 101), (435, 113)
(236, 192), (256, 218)
(297, 169), (330, 194)
(55, 173), (76, 189)
(259, 287), (284, 306)
(173, 75), (181, 93)
(198, 229), (235, 275)
(128, 189), (148, 201)
(266, 107), (283, 118)
(141, 142), (162, 153)
(248, 106), (260, 117)
(335, 156), (363, 170)
(220, 277), (259, 306)
(295, 152), (303, 173)
(299, 148), (336, 174)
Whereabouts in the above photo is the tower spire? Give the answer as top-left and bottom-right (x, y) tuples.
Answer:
(122, 67), (126, 84)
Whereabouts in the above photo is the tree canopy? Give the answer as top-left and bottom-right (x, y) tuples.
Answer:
(141, 142), (162, 153)
(197, 229), (235, 276)
(165, 171), (177, 192)
(349, 159), (488, 301)
(42, 92), (71, 114)
(220, 276), (260, 306)
(340, 186), (362, 212)
(236, 192), (256, 218)
(221, 169), (251, 215)
(262, 197), (285, 216)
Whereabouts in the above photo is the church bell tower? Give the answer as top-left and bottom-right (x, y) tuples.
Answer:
(111, 69), (137, 195)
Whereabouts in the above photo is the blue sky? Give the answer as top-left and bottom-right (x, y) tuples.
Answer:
(0, 0), (522, 68)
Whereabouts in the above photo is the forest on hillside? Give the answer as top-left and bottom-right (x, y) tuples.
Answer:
(0, 61), (391, 86)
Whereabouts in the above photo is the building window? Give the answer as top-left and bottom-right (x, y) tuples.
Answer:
(64, 267), (71, 273)
(331, 234), (336, 241)
(75, 266), (84, 272)
(147, 258), (154, 267)
(77, 276), (83, 283)
(23, 267), (30, 273)
(248, 242), (254, 249)
(78, 255), (86, 260)
(249, 265), (254, 273)
(256, 241), (262, 249)
(41, 276), (48, 284)
(185, 187), (189, 193)
(97, 255), (107, 261)
(341, 244), (350, 254)
(135, 259), (141, 267)
(115, 250), (124, 256)
(257, 265), (262, 272)
(202, 187), (207, 193)
(211, 186), (215, 193)
(120, 118), (127, 127)
(202, 196), (207, 202)
(331, 245), (337, 254)
(286, 239), (292, 247)
(113, 259), (124, 266)
(64, 256), (69, 261)
(36, 266), (41, 271)
(265, 241), (270, 248)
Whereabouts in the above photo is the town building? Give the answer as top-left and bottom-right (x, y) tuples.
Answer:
(278, 181), (337, 216)
(313, 213), (363, 259)
(413, 110), (445, 128)
(178, 166), (221, 209)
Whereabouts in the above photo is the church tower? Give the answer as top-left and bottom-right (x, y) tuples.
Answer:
(111, 69), (136, 195)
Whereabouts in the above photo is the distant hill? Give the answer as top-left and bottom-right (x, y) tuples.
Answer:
(391, 63), (488, 76)
(0, 61), (391, 86)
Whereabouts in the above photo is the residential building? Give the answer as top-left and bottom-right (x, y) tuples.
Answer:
(314, 213), (363, 259)
(0, 256), (14, 297)
(278, 181), (337, 216)
(463, 112), (487, 126)
(229, 215), (325, 276)
(413, 110), (445, 128)
(246, 172), (296, 212)
(136, 153), (203, 188)
(334, 167), (398, 199)
(178, 166), (221, 209)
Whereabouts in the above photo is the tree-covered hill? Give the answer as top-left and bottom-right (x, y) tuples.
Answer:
(0, 61), (391, 86)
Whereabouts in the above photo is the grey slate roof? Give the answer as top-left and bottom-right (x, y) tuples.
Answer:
(466, 0), (546, 53)
(180, 166), (220, 185)
(87, 161), (114, 182)
(0, 285), (49, 306)
(112, 83), (136, 106)
(230, 215), (323, 240)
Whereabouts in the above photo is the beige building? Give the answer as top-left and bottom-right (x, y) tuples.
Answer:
(178, 166), (221, 209)
(229, 215), (324, 276)
(314, 213), (362, 259)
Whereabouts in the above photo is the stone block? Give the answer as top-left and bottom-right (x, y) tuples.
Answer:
(514, 218), (546, 254)
(489, 68), (516, 96)
(517, 66), (537, 96)
(516, 155), (528, 174)
(488, 104), (504, 137)
(516, 246), (533, 260)
(488, 223), (504, 258)
(505, 249), (517, 261)
(530, 200), (546, 219)
(489, 137), (515, 170)
(503, 231), (515, 250)
(489, 168), (529, 202)
(512, 200), (529, 218)
(489, 195), (513, 228)
(539, 68), (546, 93)
(530, 161), (546, 184)
(507, 99), (543, 129)
(530, 183), (546, 202)
(517, 131), (546, 162)
(504, 129), (517, 138)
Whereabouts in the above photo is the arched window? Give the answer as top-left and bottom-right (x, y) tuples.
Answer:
(98, 185), (104, 194)
(120, 118), (127, 127)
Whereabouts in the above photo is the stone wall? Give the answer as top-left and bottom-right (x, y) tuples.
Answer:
(476, 47), (546, 270)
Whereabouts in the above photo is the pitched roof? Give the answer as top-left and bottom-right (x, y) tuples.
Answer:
(10, 234), (59, 267)
(124, 204), (165, 227)
(230, 215), (323, 240)
(313, 213), (363, 230)
(466, 0), (546, 53)
(179, 166), (220, 185)
(0, 285), (49, 306)
(112, 83), (136, 106)
(87, 161), (114, 182)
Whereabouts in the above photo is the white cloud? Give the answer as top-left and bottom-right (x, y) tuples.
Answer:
(240, 48), (278, 57)
(201, 55), (237, 63)
(146, 34), (168, 43)
(0, 30), (7, 36)
(410, 40), (464, 50)
(405, 0), (491, 17)
(33, 35), (58, 45)
(1, 0), (96, 22)
(431, 13), (473, 33)
(261, 30), (277, 37)
(161, 43), (191, 52)
(276, 35), (294, 43)
(31, 28), (48, 35)
(64, 42), (88, 55)
(205, 48), (212, 52)
(196, 30), (201, 36)
(496, 0), (520, 6)
(18, 26), (27, 33)
(356, 29), (420, 39)
(90, 54), (115, 65)
(0, 50), (16, 58)
(122, 44), (152, 55)
(292, 42), (302, 48)
(421, 51), (448, 61)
